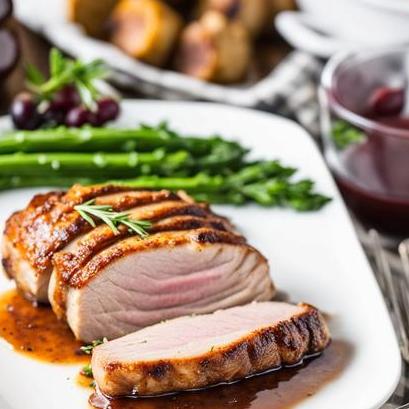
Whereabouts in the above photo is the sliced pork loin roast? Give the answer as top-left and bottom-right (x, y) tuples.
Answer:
(49, 227), (272, 342)
(2, 184), (186, 302)
(2, 184), (274, 341)
(92, 302), (330, 397)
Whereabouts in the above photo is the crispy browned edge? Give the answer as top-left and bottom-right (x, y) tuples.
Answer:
(53, 210), (231, 282)
(92, 304), (331, 397)
(3, 186), (129, 273)
(72, 228), (248, 288)
(50, 227), (255, 319)
(2, 185), (183, 275)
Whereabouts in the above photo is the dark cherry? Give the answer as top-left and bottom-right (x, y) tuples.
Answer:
(10, 93), (42, 130)
(65, 106), (92, 127)
(87, 111), (100, 126)
(96, 97), (120, 124)
(51, 85), (81, 112)
(368, 87), (405, 117)
(43, 105), (66, 126)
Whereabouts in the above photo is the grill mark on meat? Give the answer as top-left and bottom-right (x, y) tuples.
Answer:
(294, 306), (329, 352)
(52, 202), (232, 279)
(71, 229), (246, 288)
(92, 304), (330, 397)
(45, 188), (241, 321)
(54, 209), (231, 284)
(152, 215), (228, 233)
(4, 185), (274, 343)
(5, 187), (182, 275)
(146, 362), (171, 380)
(53, 229), (269, 329)
(49, 228), (252, 321)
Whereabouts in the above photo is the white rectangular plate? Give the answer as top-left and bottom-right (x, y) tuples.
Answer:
(0, 101), (401, 409)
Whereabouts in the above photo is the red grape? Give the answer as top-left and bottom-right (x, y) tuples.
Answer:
(43, 105), (66, 126)
(65, 106), (92, 127)
(51, 85), (81, 112)
(10, 93), (42, 130)
(96, 97), (120, 124)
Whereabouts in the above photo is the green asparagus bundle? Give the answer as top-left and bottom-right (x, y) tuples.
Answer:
(0, 162), (331, 211)
(0, 123), (331, 211)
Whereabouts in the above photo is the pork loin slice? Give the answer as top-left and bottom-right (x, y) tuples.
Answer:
(2, 186), (184, 302)
(92, 302), (330, 397)
(49, 227), (273, 342)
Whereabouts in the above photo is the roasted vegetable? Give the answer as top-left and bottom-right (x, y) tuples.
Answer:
(110, 0), (183, 66)
(176, 11), (251, 83)
(269, 0), (296, 17)
(196, 0), (270, 37)
(67, 0), (118, 38)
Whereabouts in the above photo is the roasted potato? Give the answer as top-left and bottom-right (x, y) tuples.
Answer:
(196, 0), (270, 37)
(110, 0), (183, 66)
(175, 11), (251, 83)
(68, 0), (118, 38)
(270, 0), (296, 16)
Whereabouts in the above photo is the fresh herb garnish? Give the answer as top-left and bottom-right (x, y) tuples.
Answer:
(81, 363), (93, 378)
(331, 120), (365, 150)
(26, 48), (108, 108)
(75, 200), (152, 236)
(80, 338), (108, 355)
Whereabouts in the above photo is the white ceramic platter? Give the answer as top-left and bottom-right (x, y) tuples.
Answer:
(0, 101), (401, 409)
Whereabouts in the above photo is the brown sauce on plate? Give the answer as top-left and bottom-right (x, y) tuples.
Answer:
(0, 289), (352, 409)
(89, 341), (352, 409)
(0, 289), (88, 364)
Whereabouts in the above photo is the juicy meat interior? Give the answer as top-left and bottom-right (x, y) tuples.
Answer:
(2, 184), (274, 341)
(92, 301), (331, 397)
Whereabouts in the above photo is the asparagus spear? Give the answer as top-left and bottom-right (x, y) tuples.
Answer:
(0, 150), (192, 177)
(0, 163), (330, 211)
(0, 125), (247, 159)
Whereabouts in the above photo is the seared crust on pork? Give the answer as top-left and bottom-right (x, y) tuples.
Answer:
(92, 302), (330, 397)
(2, 185), (187, 301)
(3, 184), (274, 341)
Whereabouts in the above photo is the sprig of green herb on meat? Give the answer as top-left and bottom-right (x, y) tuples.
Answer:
(75, 200), (152, 236)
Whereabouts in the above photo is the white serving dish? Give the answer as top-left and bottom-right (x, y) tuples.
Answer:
(0, 100), (401, 409)
(276, 0), (409, 57)
(12, 0), (301, 107)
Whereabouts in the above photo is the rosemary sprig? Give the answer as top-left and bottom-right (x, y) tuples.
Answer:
(80, 338), (108, 355)
(74, 200), (152, 237)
